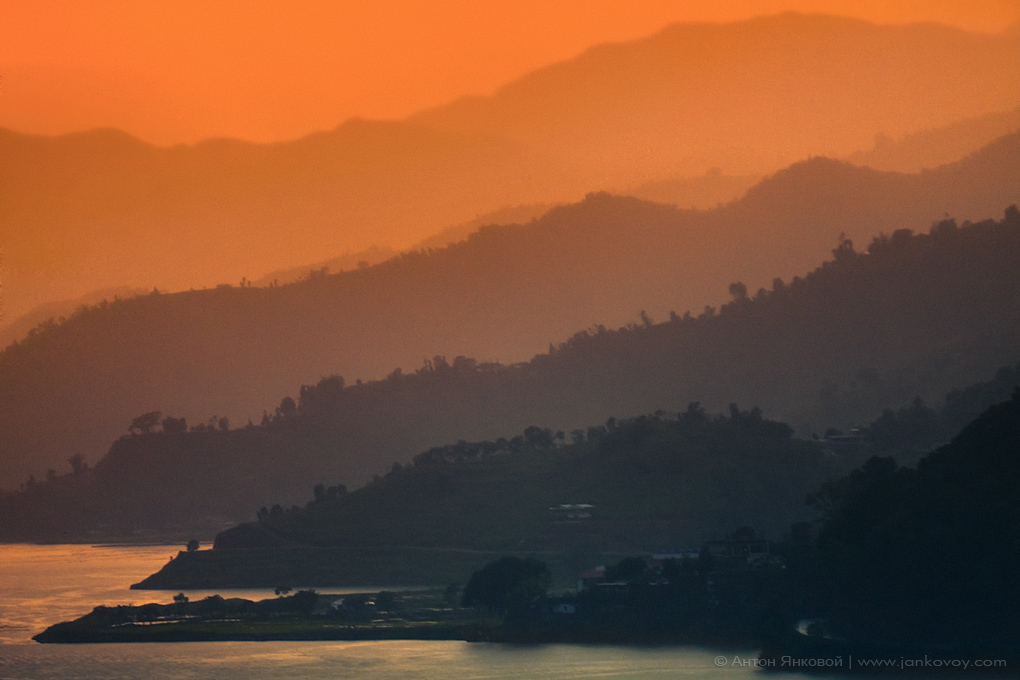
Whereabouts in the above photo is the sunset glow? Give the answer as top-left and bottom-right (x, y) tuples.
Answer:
(2, 2), (1020, 668)
(2, 0), (1018, 144)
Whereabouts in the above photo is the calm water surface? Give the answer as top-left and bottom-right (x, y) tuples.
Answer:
(0, 544), (826, 679)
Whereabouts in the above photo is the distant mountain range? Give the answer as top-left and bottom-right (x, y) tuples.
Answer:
(411, 13), (1020, 179)
(249, 203), (554, 288)
(3, 12), (1019, 326)
(847, 105), (1020, 172)
(0, 286), (146, 352)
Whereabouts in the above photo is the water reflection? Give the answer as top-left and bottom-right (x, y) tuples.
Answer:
(0, 544), (385, 644)
(0, 545), (781, 679)
(0, 640), (759, 680)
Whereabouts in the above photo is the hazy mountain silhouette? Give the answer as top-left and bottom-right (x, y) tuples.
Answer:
(248, 203), (552, 288)
(620, 170), (761, 210)
(411, 13), (1020, 181)
(2, 211), (1018, 538)
(3, 13), (1019, 325)
(0, 122), (534, 325)
(847, 105), (1020, 172)
(0, 133), (1018, 489)
(0, 204), (555, 347)
(0, 286), (145, 351)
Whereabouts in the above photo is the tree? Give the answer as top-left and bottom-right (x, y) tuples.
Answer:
(186, 538), (200, 552)
(275, 397), (297, 419)
(461, 556), (549, 615)
(831, 234), (856, 262)
(606, 556), (648, 584)
(129, 411), (162, 434)
(728, 281), (748, 302)
(291, 589), (318, 614)
(68, 453), (87, 475)
(523, 426), (554, 448)
(161, 416), (187, 434)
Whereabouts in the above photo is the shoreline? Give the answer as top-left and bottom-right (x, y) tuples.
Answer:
(34, 620), (478, 644)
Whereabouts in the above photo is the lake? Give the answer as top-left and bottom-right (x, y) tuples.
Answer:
(0, 544), (829, 679)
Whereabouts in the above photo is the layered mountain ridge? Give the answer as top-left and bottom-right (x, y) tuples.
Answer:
(1, 133), (1018, 488)
(1, 208), (1017, 539)
(4, 12), (1020, 325)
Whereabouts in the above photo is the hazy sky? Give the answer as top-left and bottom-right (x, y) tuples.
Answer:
(2, 0), (1018, 145)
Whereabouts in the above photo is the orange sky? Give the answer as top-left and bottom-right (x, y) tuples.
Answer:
(2, 0), (1018, 145)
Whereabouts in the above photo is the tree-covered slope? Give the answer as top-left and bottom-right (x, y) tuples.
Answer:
(2, 405), (849, 548)
(858, 362), (1020, 464)
(795, 389), (1020, 649)
(227, 405), (845, 552)
(2, 209), (1019, 539)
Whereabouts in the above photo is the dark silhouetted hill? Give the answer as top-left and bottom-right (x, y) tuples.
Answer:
(858, 362), (1020, 464)
(222, 405), (846, 552)
(0, 404), (851, 547)
(783, 390), (1020, 651)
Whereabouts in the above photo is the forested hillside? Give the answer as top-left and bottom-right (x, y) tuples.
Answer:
(783, 390), (1020, 651)
(214, 405), (847, 552)
(0, 404), (851, 547)
(2, 210), (1018, 538)
(1, 134), (1018, 488)
(859, 362), (1020, 464)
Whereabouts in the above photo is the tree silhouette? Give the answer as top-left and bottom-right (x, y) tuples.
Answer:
(728, 281), (748, 301)
(462, 556), (549, 615)
(67, 454), (86, 475)
(129, 411), (162, 434)
(161, 416), (187, 434)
